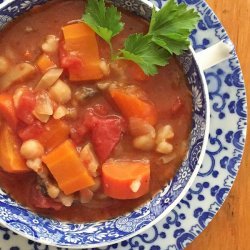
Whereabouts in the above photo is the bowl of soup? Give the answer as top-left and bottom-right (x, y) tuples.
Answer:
(0, 0), (209, 248)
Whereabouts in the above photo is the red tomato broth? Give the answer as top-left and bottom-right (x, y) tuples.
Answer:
(0, 0), (192, 222)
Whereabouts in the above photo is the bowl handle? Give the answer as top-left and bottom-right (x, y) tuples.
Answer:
(194, 40), (233, 70)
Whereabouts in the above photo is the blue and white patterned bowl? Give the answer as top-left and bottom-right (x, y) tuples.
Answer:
(0, 0), (210, 248)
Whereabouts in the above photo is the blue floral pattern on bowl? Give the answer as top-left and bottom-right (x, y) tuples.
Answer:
(0, 0), (210, 248)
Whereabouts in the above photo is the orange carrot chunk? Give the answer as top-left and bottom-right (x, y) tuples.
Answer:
(0, 93), (18, 129)
(37, 54), (57, 73)
(61, 23), (103, 81)
(109, 86), (157, 125)
(102, 160), (150, 199)
(37, 119), (70, 152)
(42, 140), (95, 195)
(0, 123), (30, 173)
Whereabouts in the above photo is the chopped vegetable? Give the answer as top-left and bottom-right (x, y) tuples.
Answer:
(35, 68), (63, 90)
(18, 121), (45, 141)
(110, 86), (157, 125)
(61, 22), (103, 81)
(37, 53), (57, 73)
(53, 105), (67, 119)
(84, 111), (126, 162)
(42, 140), (95, 195)
(37, 119), (70, 152)
(0, 123), (30, 173)
(0, 93), (18, 129)
(102, 160), (150, 199)
(33, 91), (53, 123)
(0, 63), (36, 91)
(82, 0), (124, 49)
(15, 88), (36, 125)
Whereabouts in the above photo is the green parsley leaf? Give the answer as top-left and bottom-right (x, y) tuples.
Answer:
(119, 34), (170, 75)
(149, 0), (200, 55)
(82, 0), (124, 45)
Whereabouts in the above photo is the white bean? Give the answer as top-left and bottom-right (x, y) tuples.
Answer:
(26, 158), (43, 172)
(41, 35), (59, 54)
(156, 141), (173, 155)
(46, 183), (60, 199)
(58, 193), (74, 207)
(20, 140), (44, 160)
(49, 79), (71, 104)
(80, 143), (99, 177)
(156, 125), (174, 144)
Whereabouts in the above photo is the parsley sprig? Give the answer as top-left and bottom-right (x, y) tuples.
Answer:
(82, 0), (200, 75)
(82, 0), (124, 54)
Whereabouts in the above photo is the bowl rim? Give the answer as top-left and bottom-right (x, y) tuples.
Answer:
(0, 0), (210, 248)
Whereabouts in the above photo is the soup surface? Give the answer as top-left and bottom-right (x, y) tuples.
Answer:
(0, 0), (192, 222)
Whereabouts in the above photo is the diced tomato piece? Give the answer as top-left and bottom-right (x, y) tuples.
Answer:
(71, 107), (126, 160)
(18, 121), (45, 141)
(16, 89), (36, 125)
(83, 109), (126, 162)
(30, 185), (62, 211)
(70, 104), (109, 145)
(59, 41), (83, 76)
(171, 96), (183, 115)
(91, 116), (125, 162)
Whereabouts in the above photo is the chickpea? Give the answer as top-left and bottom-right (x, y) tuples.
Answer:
(20, 140), (44, 160)
(49, 80), (71, 104)
(0, 56), (10, 76)
(133, 134), (155, 151)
